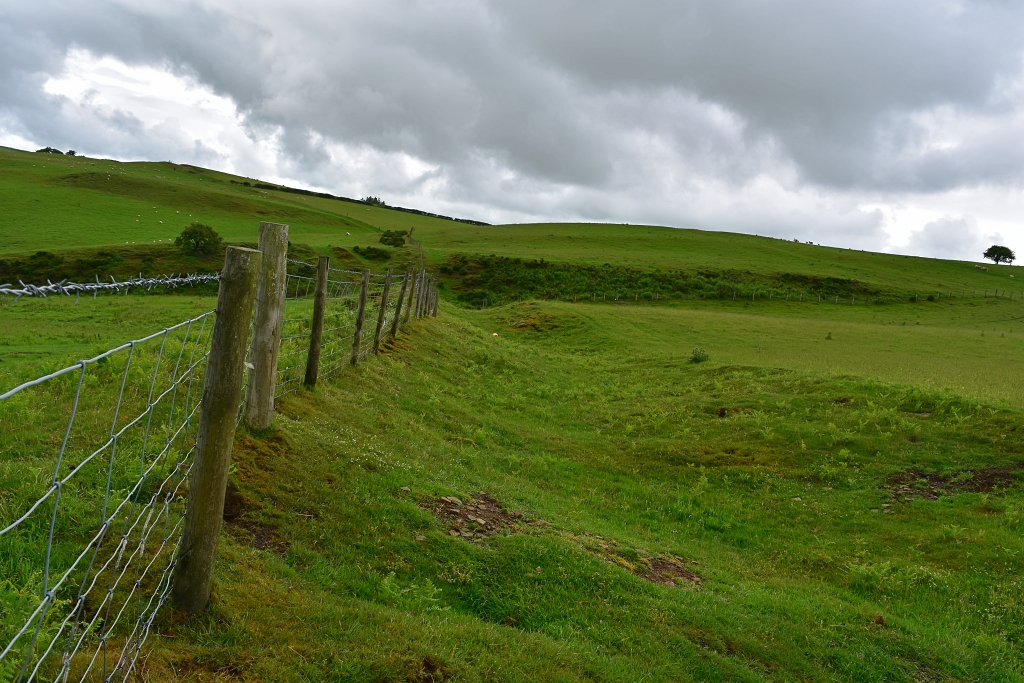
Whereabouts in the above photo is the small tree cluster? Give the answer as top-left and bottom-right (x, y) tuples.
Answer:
(379, 230), (408, 248)
(362, 196), (386, 206)
(175, 222), (223, 256)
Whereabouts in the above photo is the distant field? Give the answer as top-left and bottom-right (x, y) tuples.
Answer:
(485, 297), (1024, 408)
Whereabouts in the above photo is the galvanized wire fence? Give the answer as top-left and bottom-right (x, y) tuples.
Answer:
(0, 312), (215, 683)
(275, 263), (411, 399)
(1, 244), (438, 682)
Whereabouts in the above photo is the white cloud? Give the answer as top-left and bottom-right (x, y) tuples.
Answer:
(1, 0), (1023, 257)
(904, 215), (1002, 261)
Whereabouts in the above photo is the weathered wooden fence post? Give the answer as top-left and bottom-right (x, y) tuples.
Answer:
(417, 271), (428, 317)
(303, 256), (330, 387)
(244, 222), (288, 431)
(413, 271), (423, 317)
(172, 246), (261, 614)
(390, 273), (409, 338)
(404, 269), (417, 324)
(372, 268), (392, 354)
(351, 269), (370, 364)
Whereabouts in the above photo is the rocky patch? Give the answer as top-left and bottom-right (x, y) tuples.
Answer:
(884, 465), (1023, 501)
(420, 492), (530, 542)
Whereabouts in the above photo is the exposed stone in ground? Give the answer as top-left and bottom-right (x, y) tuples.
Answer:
(418, 493), (701, 586)
(419, 492), (527, 542)
(883, 465), (1023, 501)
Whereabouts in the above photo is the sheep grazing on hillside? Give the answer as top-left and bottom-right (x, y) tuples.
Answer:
(976, 264), (989, 271)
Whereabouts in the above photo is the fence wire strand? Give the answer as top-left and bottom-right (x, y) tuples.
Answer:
(0, 311), (215, 682)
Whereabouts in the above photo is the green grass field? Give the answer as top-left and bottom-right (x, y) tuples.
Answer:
(2, 147), (1024, 681)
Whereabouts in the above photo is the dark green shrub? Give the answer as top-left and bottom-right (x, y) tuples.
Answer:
(352, 246), (391, 261)
(175, 222), (223, 256)
(379, 230), (408, 248)
(690, 347), (710, 364)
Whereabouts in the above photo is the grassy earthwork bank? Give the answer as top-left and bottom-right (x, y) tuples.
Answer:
(2, 146), (1024, 680)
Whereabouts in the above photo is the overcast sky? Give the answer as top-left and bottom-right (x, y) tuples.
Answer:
(2, 1), (1023, 260)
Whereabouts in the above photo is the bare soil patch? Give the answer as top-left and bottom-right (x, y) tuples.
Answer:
(405, 655), (454, 682)
(222, 483), (290, 555)
(419, 492), (529, 542)
(576, 534), (702, 587)
(883, 465), (1023, 501)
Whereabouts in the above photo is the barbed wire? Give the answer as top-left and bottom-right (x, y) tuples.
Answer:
(0, 312), (215, 682)
(0, 274), (220, 302)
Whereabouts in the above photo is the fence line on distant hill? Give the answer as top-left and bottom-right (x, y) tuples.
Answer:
(0, 225), (439, 682)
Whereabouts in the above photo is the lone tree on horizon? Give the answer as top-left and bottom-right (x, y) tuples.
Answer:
(983, 245), (1015, 265)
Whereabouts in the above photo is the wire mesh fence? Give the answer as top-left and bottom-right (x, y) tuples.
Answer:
(275, 266), (409, 399)
(1, 246), (436, 681)
(0, 312), (215, 683)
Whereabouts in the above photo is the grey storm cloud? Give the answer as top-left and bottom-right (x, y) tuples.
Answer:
(1, 0), (1023, 255)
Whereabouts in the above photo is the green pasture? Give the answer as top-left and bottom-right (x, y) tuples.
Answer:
(3, 292), (1024, 680)
(118, 302), (1022, 682)
(508, 296), (1024, 408)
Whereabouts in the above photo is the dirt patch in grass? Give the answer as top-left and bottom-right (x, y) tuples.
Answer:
(405, 655), (454, 682)
(576, 534), (702, 588)
(222, 483), (290, 555)
(419, 492), (529, 542)
(883, 465), (1024, 501)
(641, 557), (703, 587)
(509, 311), (559, 332)
(165, 655), (251, 680)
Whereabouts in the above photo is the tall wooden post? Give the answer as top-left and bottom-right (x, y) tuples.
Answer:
(351, 269), (370, 364)
(419, 274), (428, 317)
(372, 269), (392, 354)
(390, 273), (409, 338)
(303, 256), (330, 387)
(416, 271), (427, 317)
(244, 222), (288, 431)
(173, 246), (261, 614)
(404, 269), (417, 324)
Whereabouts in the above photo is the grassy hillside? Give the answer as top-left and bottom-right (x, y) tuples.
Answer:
(7, 301), (1023, 681)
(124, 306), (1024, 681)
(3, 145), (1021, 298)
(4, 148), (1024, 681)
